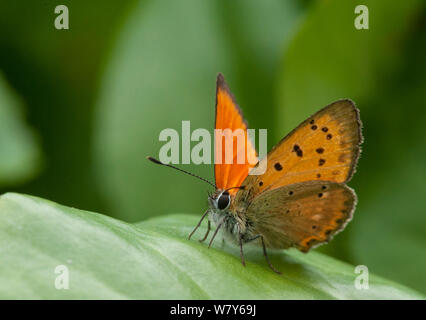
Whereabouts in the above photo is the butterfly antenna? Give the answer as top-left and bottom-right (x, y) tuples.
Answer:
(146, 156), (216, 188)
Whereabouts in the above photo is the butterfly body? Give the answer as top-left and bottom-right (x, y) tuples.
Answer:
(207, 204), (239, 244)
(207, 190), (255, 246)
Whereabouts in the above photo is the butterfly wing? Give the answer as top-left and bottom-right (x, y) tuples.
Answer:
(245, 181), (356, 252)
(214, 73), (257, 193)
(235, 99), (362, 204)
(232, 99), (362, 252)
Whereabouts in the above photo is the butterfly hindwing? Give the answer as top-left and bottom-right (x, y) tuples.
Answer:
(214, 73), (257, 194)
(245, 181), (356, 252)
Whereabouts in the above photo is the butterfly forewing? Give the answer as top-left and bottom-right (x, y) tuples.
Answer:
(236, 99), (362, 203)
(214, 74), (257, 193)
(245, 181), (356, 252)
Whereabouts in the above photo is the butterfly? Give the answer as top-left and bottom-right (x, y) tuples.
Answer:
(148, 73), (363, 273)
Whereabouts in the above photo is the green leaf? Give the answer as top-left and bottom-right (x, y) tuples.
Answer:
(0, 73), (41, 186)
(0, 193), (423, 299)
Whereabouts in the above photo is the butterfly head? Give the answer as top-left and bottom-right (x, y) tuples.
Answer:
(208, 190), (231, 211)
(208, 186), (244, 212)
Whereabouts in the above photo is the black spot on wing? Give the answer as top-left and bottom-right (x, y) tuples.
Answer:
(293, 144), (303, 157)
(274, 162), (283, 171)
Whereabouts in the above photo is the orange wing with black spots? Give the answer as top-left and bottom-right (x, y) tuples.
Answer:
(235, 99), (362, 203)
(214, 73), (257, 194)
(232, 99), (362, 253)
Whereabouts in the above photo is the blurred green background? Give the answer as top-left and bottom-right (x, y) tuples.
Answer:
(0, 0), (425, 294)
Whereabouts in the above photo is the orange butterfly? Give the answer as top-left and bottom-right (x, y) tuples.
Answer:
(148, 73), (363, 273)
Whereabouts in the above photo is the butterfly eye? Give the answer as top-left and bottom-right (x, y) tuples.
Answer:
(217, 192), (230, 210)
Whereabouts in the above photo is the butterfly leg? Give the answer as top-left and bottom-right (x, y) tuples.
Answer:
(244, 234), (281, 274)
(198, 220), (211, 242)
(260, 236), (281, 275)
(188, 209), (209, 240)
(208, 219), (224, 248)
(239, 236), (246, 267)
